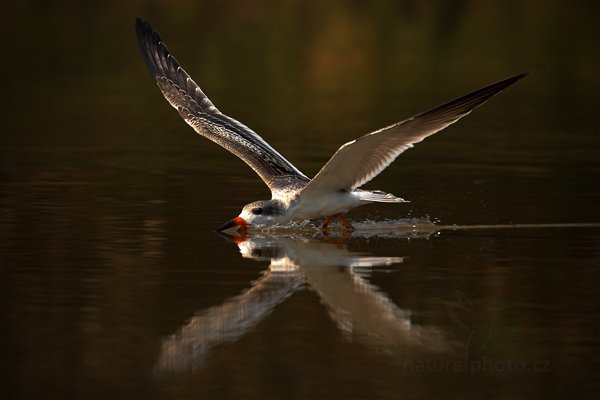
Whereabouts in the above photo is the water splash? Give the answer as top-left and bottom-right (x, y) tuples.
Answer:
(247, 218), (600, 239)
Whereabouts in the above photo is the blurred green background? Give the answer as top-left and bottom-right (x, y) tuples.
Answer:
(1, 1), (598, 399)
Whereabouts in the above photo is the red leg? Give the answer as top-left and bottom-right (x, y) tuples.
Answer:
(322, 213), (340, 229)
(337, 214), (354, 230)
(322, 213), (354, 231)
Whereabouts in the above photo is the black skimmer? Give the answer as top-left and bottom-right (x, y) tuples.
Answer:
(135, 18), (527, 233)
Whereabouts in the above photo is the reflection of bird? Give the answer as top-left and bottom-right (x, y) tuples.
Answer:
(239, 234), (449, 352)
(136, 18), (527, 231)
(155, 232), (448, 374)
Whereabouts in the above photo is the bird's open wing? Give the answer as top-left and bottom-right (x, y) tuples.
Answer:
(135, 18), (309, 191)
(299, 73), (527, 197)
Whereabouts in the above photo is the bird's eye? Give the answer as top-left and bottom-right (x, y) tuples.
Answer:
(252, 207), (263, 215)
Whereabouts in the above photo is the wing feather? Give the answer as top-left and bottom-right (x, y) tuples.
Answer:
(135, 18), (308, 191)
(300, 73), (528, 196)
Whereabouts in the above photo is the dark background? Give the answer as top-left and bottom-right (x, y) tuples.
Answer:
(1, 1), (598, 399)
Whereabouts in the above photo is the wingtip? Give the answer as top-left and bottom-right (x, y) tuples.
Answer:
(135, 16), (147, 33)
(500, 71), (529, 88)
(135, 17), (157, 41)
(515, 71), (530, 80)
(504, 71), (529, 86)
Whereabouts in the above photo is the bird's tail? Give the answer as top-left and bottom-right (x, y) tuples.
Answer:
(356, 190), (409, 203)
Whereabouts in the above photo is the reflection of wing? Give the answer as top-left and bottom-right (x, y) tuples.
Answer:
(241, 234), (449, 352)
(300, 73), (527, 196)
(302, 262), (449, 353)
(155, 270), (302, 374)
(135, 18), (309, 192)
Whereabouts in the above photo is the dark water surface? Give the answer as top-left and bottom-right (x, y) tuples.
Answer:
(1, 2), (599, 399)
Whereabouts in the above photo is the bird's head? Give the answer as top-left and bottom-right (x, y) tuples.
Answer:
(217, 200), (286, 235)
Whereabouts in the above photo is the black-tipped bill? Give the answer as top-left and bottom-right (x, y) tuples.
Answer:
(216, 217), (248, 236)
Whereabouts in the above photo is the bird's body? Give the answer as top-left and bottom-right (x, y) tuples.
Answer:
(288, 191), (363, 221)
(135, 18), (526, 232)
(250, 190), (363, 223)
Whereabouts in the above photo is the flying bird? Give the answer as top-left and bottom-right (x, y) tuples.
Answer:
(135, 18), (526, 233)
